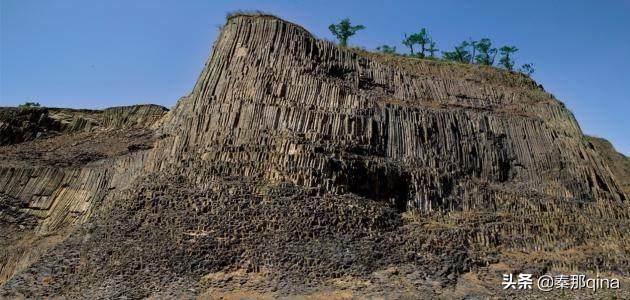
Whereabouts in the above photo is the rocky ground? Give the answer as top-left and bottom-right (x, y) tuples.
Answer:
(1, 14), (628, 299)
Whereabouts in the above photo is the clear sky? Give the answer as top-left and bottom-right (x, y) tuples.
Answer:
(1, 0), (629, 155)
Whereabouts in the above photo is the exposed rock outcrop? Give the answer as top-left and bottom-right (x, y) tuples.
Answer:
(0, 105), (167, 285)
(0, 104), (167, 146)
(587, 135), (630, 195)
(1, 14), (628, 298)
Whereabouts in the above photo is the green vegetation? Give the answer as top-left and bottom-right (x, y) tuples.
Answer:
(473, 38), (497, 65)
(376, 45), (397, 54)
(441, 41), (471, 63)
(520, 63), (535, 76)
(468, 40), (478, 63)
(498, 46), (518, 70)
(402, 34), (416, 55)
(18, 101), (41, 109)
(401, 28), (433, 58)
(415, 28), (431, 58)
(439, 38), (532, 75)
(426, 41), (439, 58)
(329, 18), (535, 76)
(328, 18), (365, 47)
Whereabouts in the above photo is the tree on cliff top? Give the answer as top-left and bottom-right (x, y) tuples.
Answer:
(498, 46), (518, 71)
(402, 33), (417, 55)
(474, 38), (498, 65)
(520, 63), (535, 76)
(329, 18), (365, 47)
(427, 41), (439, 58)
(468, 39), (478, 63)
(415, 28), (431, 58)
(442, 41), (471, 63)
(376, 45), (397, 54)
(402, 28), (432, 57)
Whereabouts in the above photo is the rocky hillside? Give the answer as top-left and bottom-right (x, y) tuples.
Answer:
(1, 14), (628, 299)
(0, 105), (167, 146)
(586, 135), (630, 195)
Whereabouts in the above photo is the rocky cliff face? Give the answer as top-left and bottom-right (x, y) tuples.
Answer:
(0, 105), (167, 146)
(1, 14), (628, 298)
(0, 105), (167, 285)
(152, 15), (626, 209)
(586, 135), (630, 195)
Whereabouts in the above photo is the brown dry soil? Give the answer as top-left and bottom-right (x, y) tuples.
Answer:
(1, 14), (629, 299)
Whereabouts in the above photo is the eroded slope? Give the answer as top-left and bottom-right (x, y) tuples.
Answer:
(0, 105), (168, 285)
(1, 14), (628, 299)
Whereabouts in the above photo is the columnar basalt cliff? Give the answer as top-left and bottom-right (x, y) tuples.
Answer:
(1, 14), (628, 298)
(0, 105), (168, 284)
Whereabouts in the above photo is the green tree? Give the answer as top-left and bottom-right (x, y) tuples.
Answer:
(468, 39), (478, 63)
(520, 63), (535, 76)
(415, 28), (431, 58)
(427, 41), (439, 58)
(376, 45), (397, 54)
(402, 28), (432, 57)
(402, 33), (417, 55)
(474, 38), (497, 65)
(442, 41), (471, 63)
(498, 46), (518, 70)
(328, 18), (365, 47)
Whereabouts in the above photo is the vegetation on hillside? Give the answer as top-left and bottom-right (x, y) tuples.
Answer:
(376, 45), (396, 54)
(328, 18), (365, 47)
(18, 102), (41, 109)
(402, 28), (432, 57)
(329, 18), (536, 76)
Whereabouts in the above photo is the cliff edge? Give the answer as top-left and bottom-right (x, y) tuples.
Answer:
(1, 14), (628, 298)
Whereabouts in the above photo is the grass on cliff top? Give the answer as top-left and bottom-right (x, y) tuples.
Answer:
(222, 12), (543, 94)
(225, 10), (313, 38)
(349, 46), (543, 91)
(226, 10), (277, 20)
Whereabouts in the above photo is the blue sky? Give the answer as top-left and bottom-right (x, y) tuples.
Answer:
(1, 0), (629, 155)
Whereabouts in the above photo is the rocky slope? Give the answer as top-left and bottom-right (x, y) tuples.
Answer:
(1, 14), (628, 299)
(0, 105), (168, 285)
(586, 135), (630, 195)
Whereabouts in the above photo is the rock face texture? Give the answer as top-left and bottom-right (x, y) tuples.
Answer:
(1, 14), (628, 298)
(0, 105), (167, 285)
(0, 105), (167, 146)
(586, 135), (630, 195)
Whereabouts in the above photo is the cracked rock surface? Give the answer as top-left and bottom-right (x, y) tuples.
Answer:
(1, 14), (628, 299)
